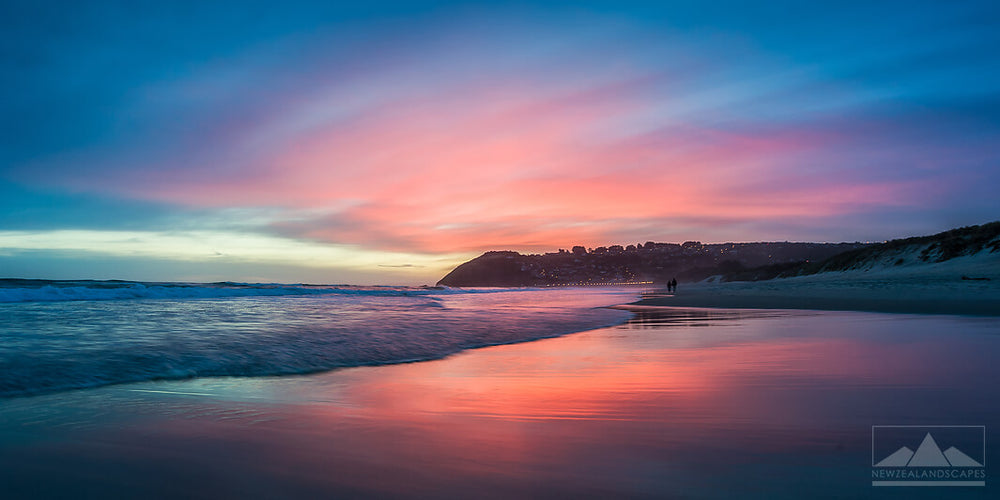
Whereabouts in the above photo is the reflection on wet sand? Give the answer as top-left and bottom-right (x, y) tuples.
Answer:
(614, 305), (804, 328)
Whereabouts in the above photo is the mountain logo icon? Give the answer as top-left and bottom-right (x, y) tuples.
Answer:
(875, 432), (983, 467)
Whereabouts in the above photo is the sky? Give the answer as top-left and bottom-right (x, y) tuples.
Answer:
(2, 1), (999, 284)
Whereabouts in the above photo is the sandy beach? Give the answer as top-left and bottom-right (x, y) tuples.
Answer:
(2, 306), (998, 499)
(632, 255), (1000, 316)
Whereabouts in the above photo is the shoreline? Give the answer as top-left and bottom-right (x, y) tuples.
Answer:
(0, 289), (639, 401)
(0, 312), (634, 401)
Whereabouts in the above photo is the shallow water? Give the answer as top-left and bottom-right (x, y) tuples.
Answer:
(1, 307), (998, 498)
(0, 285), (635, 397)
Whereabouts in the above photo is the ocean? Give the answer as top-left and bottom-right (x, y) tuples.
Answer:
(0, 280), (636, 398)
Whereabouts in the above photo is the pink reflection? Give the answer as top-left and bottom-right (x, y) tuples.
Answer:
(291, 311), (984, 460)
(9, 312), (996, 497)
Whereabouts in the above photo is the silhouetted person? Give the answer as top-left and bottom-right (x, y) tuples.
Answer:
(670, 278), (677, 292)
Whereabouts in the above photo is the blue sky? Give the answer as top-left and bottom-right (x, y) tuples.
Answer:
(2, 1), (998, 284)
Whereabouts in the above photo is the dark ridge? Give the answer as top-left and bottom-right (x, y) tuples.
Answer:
(437, 242), (868, 287)
(437, 222), (1000, 287)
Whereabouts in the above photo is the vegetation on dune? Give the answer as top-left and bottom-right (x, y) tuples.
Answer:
(721, 221), (1000, 282)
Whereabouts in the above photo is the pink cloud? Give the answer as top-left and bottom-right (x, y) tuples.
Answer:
(84, 70), (931, 253)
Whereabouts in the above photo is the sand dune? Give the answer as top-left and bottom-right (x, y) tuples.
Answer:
(632, 249), (1000, 316)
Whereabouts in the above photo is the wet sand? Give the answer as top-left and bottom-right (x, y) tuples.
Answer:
(1, 308), (998, 499)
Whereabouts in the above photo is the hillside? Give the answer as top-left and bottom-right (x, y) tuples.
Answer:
(437, 241), (867, 287)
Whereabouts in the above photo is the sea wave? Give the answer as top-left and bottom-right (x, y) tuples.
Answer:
(0, 287), (639, 398)
(0, 279), (512, 303)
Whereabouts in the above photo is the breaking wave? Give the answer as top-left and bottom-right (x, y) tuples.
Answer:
(0, 285), (639, 398)
(0, 279), (488, 303)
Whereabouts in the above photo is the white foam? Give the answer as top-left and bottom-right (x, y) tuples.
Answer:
(0, 287), (640, 398)
(0, 281), (529, 303)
